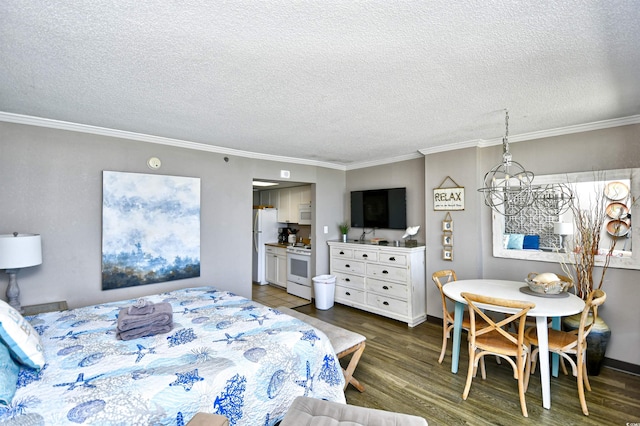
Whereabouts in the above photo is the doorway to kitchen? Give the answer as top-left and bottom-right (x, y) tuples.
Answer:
(251, 179), (314, 301)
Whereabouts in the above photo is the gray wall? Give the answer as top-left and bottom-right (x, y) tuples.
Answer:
(0, 122), (344, 307)
(425, 124), (640, 366)
(345, 159), (426, 243)
(2, 119), (638, 367)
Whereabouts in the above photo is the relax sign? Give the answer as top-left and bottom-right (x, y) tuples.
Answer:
(433, 187), (465, 211)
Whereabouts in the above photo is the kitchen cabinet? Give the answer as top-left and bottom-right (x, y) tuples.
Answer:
(277, 188), (294, 223)
(276, 185), (311, 223)
(265, 245), (287, 288)
(299, 186), (312, 205)
(328, 241), (426, 327)
(259, 189), (278, 207)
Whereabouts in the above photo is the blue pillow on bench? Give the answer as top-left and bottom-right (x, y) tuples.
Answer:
(523, 235), (540, 250)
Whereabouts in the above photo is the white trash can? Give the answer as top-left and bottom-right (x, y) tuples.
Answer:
(313, 275), (336, 310)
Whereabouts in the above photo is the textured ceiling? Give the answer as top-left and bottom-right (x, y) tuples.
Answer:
(1, 1), (639, 167)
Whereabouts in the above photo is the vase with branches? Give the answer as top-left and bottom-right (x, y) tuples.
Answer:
(558, 178), (630, 299)
(557, 176), (633, 375)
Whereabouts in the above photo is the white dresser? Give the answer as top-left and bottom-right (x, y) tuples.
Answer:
(327, 241), (426, 327)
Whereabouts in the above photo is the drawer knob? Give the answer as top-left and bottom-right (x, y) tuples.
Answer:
(383, 285), (389, 290)
(362, 254), (368, 258)
(345, 292), (351, 296)
(382, 270), (389, 274)
(339, 251), (345, 255)
(345, 264), (351, 268)
(389, 257), (396, 261)
(345, 278), (351, 282)
(383, 301), (389, 306)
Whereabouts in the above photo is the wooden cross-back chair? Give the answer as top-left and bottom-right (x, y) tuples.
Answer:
(525, 289), (607, 416)
(461, 292), (535, 418)
(431, 270), (489, 364)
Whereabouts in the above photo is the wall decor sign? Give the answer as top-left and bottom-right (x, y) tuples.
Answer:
(442, 247), (453, 260)
(442, 212), (453, 261)
(102, 171), (201, 290)
(434, 176), (465, 211)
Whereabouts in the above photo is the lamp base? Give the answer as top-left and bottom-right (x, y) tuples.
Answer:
(5, 269), (23, 313)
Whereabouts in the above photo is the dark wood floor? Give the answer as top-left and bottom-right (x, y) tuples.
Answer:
(289, 301), (640, 426)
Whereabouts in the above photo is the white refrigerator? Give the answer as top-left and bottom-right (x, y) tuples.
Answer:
(252, 208), (279, 284)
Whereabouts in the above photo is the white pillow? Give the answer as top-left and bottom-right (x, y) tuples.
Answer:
(0, 299), (45, 370)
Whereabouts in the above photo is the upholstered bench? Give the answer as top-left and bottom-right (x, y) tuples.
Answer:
(280, 396), (428, 426)
(186, 412), (229, 426)
(277, 306), (366, 392)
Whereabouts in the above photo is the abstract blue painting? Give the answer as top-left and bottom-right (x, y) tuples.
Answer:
(102, 171), (201, 290)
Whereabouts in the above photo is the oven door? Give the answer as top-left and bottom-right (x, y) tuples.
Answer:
(287, 252), (311, 286)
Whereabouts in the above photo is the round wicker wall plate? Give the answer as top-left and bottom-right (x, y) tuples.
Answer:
(606, 219), (630, 236)
(604, 181), (629, 201)
(606, 202), (629, 219)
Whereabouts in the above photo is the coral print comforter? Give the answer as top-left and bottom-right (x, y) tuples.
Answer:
(1, 287), (345, 425)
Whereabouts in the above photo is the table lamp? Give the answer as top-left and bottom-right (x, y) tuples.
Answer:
(553, 222), (574, 253)
(0, 232), (42, 313)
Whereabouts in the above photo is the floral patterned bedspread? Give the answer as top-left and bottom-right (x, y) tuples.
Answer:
(1, 287), (345, 425)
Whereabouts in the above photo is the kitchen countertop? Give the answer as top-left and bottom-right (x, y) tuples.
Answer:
(265, 242), (290, 248)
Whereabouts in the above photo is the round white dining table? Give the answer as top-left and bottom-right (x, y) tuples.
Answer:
(442, 279), (585, 410)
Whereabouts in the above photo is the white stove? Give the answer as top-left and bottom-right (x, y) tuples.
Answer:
(286, 244), (312, 300)
(286, 244), (311, 256)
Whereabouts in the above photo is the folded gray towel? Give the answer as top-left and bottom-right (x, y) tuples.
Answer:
(128, 298), (155, 315)
(117, 302), (173, 331)
(116, 323), (173, 341)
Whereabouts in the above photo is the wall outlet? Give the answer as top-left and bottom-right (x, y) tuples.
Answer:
(323, 226), (328, 234)
(280, 170), (290, 179)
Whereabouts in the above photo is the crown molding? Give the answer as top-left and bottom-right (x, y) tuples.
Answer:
(419, 139), (484, 155)
(420, 114), (640, 154)
(345, 152), (425, 170)
(0, 112), (347, 171)
(2, 111), (639, 169)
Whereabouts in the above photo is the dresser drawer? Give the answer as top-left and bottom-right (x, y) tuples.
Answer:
(377, 251), (408, 266)
(366, 293), (408, 316)
(366, 263), (407, 282)
(331, 247), (353, 259)
(334, 272), (365, 290)
(367, 278), (408, 300)
(353, 249), (378, 262)
(332, 259), (365, 275)
(335, 286), (366, 305)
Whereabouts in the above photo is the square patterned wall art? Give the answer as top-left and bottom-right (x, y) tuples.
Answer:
(102, 171), (201, 290)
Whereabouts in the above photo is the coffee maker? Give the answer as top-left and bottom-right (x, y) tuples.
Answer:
(278, 228), (289, 244)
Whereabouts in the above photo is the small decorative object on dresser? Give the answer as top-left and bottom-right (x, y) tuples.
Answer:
(338, 221), (350, 243)
(402, 225), (420, 247)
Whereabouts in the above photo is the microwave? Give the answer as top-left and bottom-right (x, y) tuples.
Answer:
(298, 203), (312, 225)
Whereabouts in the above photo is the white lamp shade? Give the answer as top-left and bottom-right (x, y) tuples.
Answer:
(0, 234), (42, 269)
(553, 222), (574, 235)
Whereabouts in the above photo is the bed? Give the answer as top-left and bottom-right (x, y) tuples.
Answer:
(1, 286), (346, 425)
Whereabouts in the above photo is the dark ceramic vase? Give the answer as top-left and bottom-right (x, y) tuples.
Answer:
(562, 313), (611, 376)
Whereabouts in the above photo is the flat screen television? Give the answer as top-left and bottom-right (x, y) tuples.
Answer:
(350, 188), (407, 230)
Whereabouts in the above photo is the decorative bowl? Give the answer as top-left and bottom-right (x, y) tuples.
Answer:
(525, 272), (573, 295)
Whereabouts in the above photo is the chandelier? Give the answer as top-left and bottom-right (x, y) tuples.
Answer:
(478, 110), (535, 216)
